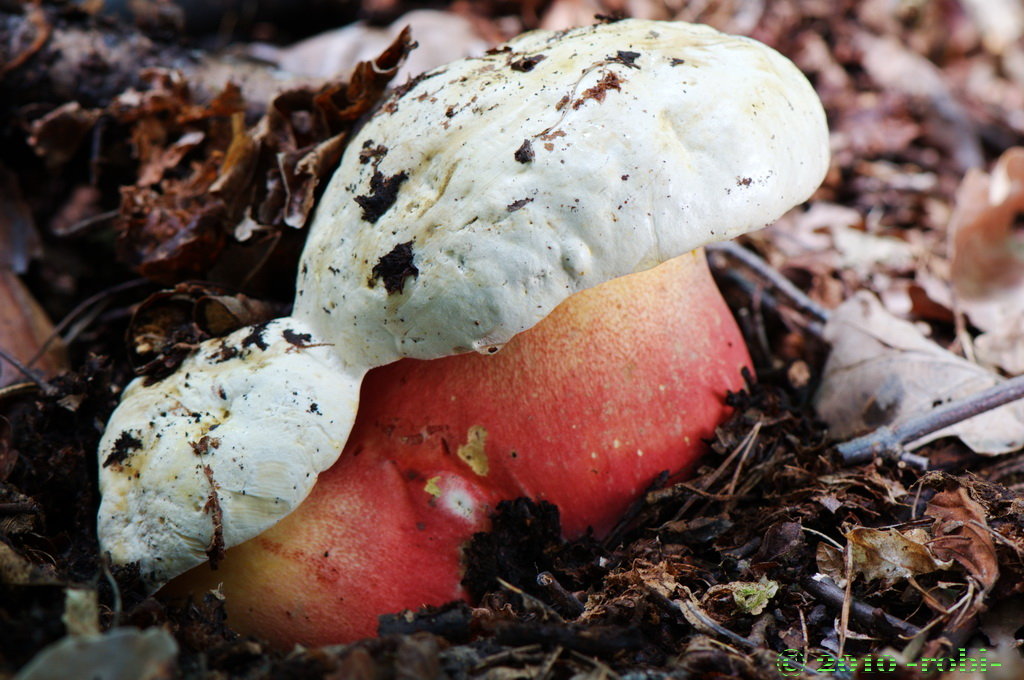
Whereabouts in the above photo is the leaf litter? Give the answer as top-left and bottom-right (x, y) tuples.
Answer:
(2, 0), (1024, 678)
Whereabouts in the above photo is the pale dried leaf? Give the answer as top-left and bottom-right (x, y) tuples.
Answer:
(960, 0), (1024, 54)
(844, 527), (952, 586)
(975, 320), (1024, 375)
(815, 542), (846, 586)
(13, 628), (177, 680)
(765, 201), (913, 276)
(815, 291), (1024, 454)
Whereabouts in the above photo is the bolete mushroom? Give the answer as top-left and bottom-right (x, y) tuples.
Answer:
(97, 19), (829, 645)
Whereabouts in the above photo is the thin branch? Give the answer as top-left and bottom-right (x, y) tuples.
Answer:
(0, 346), (53, 395)
(706, 241), (831, 324)
(26, 278), (151, 368)
(837, 373), (1024, 465)
(536, 572), (585, 618)
(647, 587), (756, 650)
(648, 588), (823, 677)
(801, 575), (922, 639)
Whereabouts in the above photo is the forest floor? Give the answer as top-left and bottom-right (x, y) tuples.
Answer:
(2, 1), (1024, 678)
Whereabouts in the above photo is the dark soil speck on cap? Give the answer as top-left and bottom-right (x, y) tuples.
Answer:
(611, 50), (641, 67)
(514, 139), (534, 163)
(510, 54), (546, 72)
(358, 141), (388, 166)
(355, 170), (409, 223)
(282, 329), (312, 347)
(507, 197), (534, 212)
(240, 322), (270, 351)
(103, 430), (143, 468)
(370, 241), (419, 294)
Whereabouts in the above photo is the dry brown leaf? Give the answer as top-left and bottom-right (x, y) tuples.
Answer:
(815, 527), (951, 588)
(949, 147), (1024, 375)
(815, 542), (846, 586)
(925, 486), (1000, 592)
(846, 527), (952, 586)
(815, 291), (1024, 454)
(26, 102), (102, 170)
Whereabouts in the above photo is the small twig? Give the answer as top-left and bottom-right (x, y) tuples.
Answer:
(0, 501), (40, 515)
(649, 588), (823, 676)
(0, 381), (41, 403)
(725, 421), (762, 497)
(801, 575), (922, 639)
(57, 209), (119, 238)
(497, 578), (564, 621)
(101, 556), (123, 627)
(837, 373), (1024, 465)
(648, 587), (756, 650)
(706, 241), (831, 324)
(672, 424), (760, 521)
(0, 346), (54, 395)
(840, 540), (853, 657)
(536, 572), (585, 618)
(26, 278), (151, 368)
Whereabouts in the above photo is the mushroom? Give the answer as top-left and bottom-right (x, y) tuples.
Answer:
(97, 18), (829, 643)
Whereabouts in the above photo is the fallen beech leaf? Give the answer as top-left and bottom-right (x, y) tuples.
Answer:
(844, 527), (952, 586)
(855, 31), (982, 170)
(925, 486), (999, 592)
(278, 133), (347, 229)
(814, 542), (846, 586)
(815, 291), (1024, 454)
(107, 33), (412, 284)
(949, 147), (1024, 375)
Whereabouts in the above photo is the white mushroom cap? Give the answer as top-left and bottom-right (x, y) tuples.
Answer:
(97, 319), (360, 584)
(294, 19), (828, 364)
(98, 18), (829, 587)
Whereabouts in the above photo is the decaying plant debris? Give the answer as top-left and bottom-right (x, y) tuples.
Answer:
(2, 1), (1024, 678)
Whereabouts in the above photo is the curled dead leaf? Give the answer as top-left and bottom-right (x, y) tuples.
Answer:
(127, 283), (282, 380)
(925, 486), (1000, 592)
